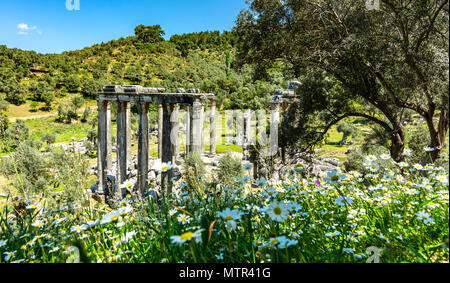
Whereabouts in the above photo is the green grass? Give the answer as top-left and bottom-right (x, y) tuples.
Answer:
(0, 153), (448, 263)
(26, 117), (96, 144)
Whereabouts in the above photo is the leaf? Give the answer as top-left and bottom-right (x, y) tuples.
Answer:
(170, 204), (193, 217)
(208, 220), (216, 242)
(418, 197), (438, 210)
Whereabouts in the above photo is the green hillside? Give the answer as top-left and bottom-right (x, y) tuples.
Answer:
(0, 27), (281, 113)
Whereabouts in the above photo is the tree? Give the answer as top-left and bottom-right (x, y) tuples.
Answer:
(41, 132), (56, 146)
(5, 83), (28, 105)
(0, 100), (9, 143)
(235, 0), (449, 162)
(5, 120), (29, 147)
(134, 25), (165, 44)
(41, 91), (55, 110)
(34, 81), (50, 101)
(65, 75), (81, 93)
(82, 79), (102, 98)
(30, 101), (40, 112)
(336, 121), (358, 146)
(124, 65), (142, 84)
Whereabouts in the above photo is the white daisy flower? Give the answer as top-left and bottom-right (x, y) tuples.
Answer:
(265, 200), (289, 223)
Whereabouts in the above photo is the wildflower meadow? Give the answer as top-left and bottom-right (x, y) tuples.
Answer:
(0, 150), (448, 263)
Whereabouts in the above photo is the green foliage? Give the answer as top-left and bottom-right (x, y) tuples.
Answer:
(217, 152), (244, 186)
(71, 96), (85, 110)
(4, 120), (30, 150)
(0, 140), (48, 198)
(0, 100), (9, 143)
(0, 151), (447, 263)
(41, 132), (56, 145)
(124, 65), (142, 84)
(82, 79), (103, 98)
(0, 139), (90, 203)
(184, 152), (207, 195)
(5, 83), (28, 105)
(81, 107), (92, 123)
(30, 101), (39, 112)
(408, 125), (431, 165)
(336, 122), (358, 145)
(41, 91), (55, 110)
(33, 81), (50, 101)
(184, 152), (206, 176)
(235, 0), (449, 161)
(170, 30), (236, 57)
(65, 76), (81, 93)
(47, 147), (90, 204)
(134, 25), (165, 44)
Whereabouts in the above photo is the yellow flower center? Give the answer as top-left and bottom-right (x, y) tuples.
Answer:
(331, 175), (339, 182)
(270, 238), (279, 245)
(162, 166), (169, 171)
(225, 216), (234, 221)
(110, 215), (119, 221)
(273, 207), (282, 215)
(180, 232), (194, 241)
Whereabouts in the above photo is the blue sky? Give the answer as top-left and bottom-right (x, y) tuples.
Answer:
(0, 0), (248, 54)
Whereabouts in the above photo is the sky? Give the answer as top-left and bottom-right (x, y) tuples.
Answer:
(0, 0), (249, 54)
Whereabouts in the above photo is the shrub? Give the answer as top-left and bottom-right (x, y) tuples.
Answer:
(41, 91), (55, 110)
(217, 152), (243, 186)
(41, 133), (56, 146)
(71, 96), (85, 110)
(81, 107), (92, 123)
(184, 152), (206, 176)
(30, 101), (39, 112)
(184, 152), (206, 195)
(408, 125), (430, 165)
(5, 120), (30, 148)
(336, 121), (358, 145)
(6, 84), (27, 105)
(0, 140), (49, 198)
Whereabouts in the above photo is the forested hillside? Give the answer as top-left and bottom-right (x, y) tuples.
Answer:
(0, 25), (288, 112)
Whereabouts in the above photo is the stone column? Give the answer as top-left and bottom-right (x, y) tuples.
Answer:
(190, 99), (203, 154)
(210, 99), (216, 155)
(126, 102), (132, 165)
(161, 103), (175, 195)
(243, 110), (251, 160)
(98, 100), (112, 201)
(270, 100), (280, 157)
(137, 102), (150, 198)
(171, 104), (180, 160)
(158, 104), (163, 160)
(186, 106), (191, 154)
(117, 101), (130, 185)
(200, 99), (205, 154)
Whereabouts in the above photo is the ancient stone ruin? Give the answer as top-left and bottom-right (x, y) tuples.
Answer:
(94, 81), (341, 203)
(96, 85), (217, 202)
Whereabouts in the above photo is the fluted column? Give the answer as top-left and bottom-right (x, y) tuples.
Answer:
(190, 99), (203, 154)
(98, 100), (112, 201)
(210, 100), (217, 155)
(137, 102), (150, 198)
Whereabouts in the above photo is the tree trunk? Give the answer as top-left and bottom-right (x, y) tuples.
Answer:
(426, 110), (449, 162)
(339, 133), (348, 146)
(390, 125), (406, 163)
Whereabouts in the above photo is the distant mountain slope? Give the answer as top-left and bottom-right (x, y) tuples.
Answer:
(0, 26), (282, 111)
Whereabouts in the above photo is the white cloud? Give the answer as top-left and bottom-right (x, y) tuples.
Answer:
(17, 23), (42, 36)
(17, 23), (37, 31)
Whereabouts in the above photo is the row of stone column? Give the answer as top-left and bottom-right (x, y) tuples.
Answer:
(97, 98), (217, 202)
